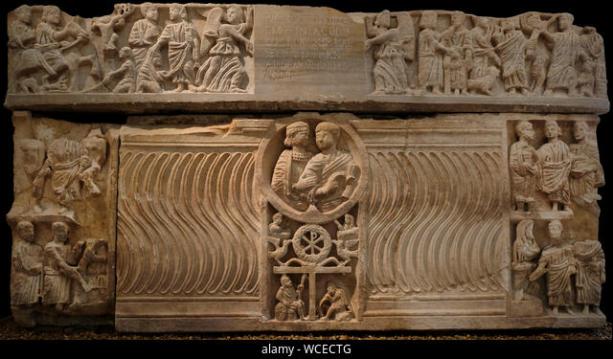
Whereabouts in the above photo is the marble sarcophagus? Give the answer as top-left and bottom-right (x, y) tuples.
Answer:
(4, 3), (608, 332)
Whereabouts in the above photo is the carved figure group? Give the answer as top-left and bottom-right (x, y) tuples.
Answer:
(510, 120), (603, 213)
(523, 220), (605, 315)
(11, 220), (108, 325)
(272, 121), (358, 214)
(8, 4), (254, 94)
(365, 10), (606, 98)
(30, 128), (108, 213)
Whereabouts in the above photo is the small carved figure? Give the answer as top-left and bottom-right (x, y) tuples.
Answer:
(537, 120), (572, 211)
(8, 5), (43, 93)
(91, 3), (134, 56)
(335, 213), (356, 232)
(512, 220), (540, 301)
(11, 221), (43, 326)
(269, 213), (291, 240)
(364, 10), (415, 95)
(136, 48), (164, 93)
(128, 3), (161, 69)
(318, 282), (353, 321)
(492, 17), (529, 95)
(541, 14), (587, 97)
(155, 4), (200, 92)
(581, 26), (607, 98)
(71, 238), (108, 308)
(467, 16), (500, 83)
(577, 57), (596, 97)
(79, 128), (108, 198)
(18, 139), (47, 210)
(418, 11), (449, 94)
(441, 12), (471, 95)
(510, 121), (539, 211)
(195, 6), (254, 93)
(275, 274), (306, 321)
(36, 6), (97, 92)
(570, 121), (604, 211)
(334, 214), (359, 263)
(268, 213), (292, 264)
(572, 240), (605, 314)
(271, 122), (314, 211)
(529, 220), (576, 315)
(293, 122), (357, 212)
(43, 222), (92, 312)
(520, 13), (556, 94)
(35, 130), (107, 210)
(100, 47), (136, 93)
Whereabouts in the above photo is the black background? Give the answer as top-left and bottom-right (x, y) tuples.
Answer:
(0, 0), (611, 335)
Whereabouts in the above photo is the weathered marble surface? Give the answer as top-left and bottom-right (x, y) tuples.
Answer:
(3, 3), (608, 333)
(4, 4), (609, 113)
(111, 113), (605, 331)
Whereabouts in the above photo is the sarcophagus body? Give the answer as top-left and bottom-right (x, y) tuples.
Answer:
(4, 3), (608, 332)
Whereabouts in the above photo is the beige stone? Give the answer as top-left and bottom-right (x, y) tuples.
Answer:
(3, 3), (608, 333)
(7, 112), (119, 327)
(110, 113), (606, 331)
(3, 5), (609, 114)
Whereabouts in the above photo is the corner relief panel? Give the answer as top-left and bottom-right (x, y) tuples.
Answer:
(8, 112), (118, 326)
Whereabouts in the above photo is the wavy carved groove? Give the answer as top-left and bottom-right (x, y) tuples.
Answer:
(117, 151), (259, 296)
(367, 150), (506, 295)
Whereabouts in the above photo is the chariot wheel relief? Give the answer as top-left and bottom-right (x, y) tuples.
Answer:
(292, 224), (332, 263)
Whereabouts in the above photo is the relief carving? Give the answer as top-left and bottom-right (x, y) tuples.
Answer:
(8, 113), (117, 325)
(7, 4), (255, 95)
(262, 118), (367, 224)
(510, 121), (539, 212)
(365, 10), (607, 100)
(570, 121), (605, 213)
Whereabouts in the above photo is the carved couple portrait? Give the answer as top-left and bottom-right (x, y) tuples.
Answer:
(271, 121), (359, 214)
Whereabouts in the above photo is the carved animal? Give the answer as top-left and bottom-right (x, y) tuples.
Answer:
(467, 66), (500, 95)
(268, 239), (291, 263)
(333, 239), (358, 264)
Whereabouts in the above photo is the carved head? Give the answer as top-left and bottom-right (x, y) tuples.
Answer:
(488, 66), (500, 77)
(451, 11), (465, 27)
(14, 5), (32, 24)
(119, 47), (133, 61)
(315, 122), (341, 152)
(280, 274), (292, 287)
(169, 4), (187, 22)
(544, 120), (561, 140)
(516, 219), (535, 243)
(226, 5), (244, 25)
(272, 212), (283, 224)
(42, 6), (62, 25)
(420, 11), (437, 30)
(558, 13), (574, 31)
(326, 282), (337, 293)
(16, 221), (35, 243)
(548, 220), (563, 242)
(344, 214), (355, 227)
(284, 122), (310, 148)
(501, 17), (519, 31)
(547, 219), (564, 242)
(52, 222), (69, 244)
(573, 121), (589, 142)
(474, 16), (489, 29)
(374, 10), (391, 29)
(141, 3), (159, 21)
(515, 121), (535, 141)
